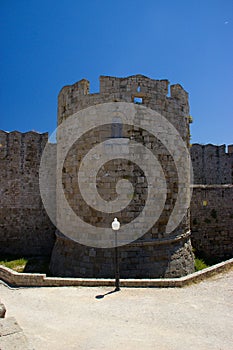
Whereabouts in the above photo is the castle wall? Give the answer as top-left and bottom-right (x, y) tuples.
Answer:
(190, 144), (233, 184)
(0, 130), (56, 257)
(50, 75), (195, 278)
(190, 144), (233, 262)
(191, 185), (233, 262)
(50, 231), (194, 278)
(0, 75), (232, 274)
(58, 75), (190, 143)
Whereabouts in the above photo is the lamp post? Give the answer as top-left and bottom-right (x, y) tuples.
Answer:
(112, 217), (120, 291)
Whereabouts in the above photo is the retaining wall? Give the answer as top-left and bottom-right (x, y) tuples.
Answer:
(1, 258), (233, 288)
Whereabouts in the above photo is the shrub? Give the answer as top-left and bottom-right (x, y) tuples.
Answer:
(195, 258), (209, 271)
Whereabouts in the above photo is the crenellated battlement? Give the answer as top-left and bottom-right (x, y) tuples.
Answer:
(191, 143), (233, 184)
(57, 75), (190, 143)
(191, 143), (233, 155)
(59, 75), (188, 99)
(0, 130), (48, 160)
(99, 75), (169, 95)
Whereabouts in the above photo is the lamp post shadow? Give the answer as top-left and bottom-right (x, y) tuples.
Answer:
(95, 287), (121, 299)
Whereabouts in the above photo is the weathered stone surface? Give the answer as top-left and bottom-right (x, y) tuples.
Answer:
(0, 302), (6, 318)
(190, 144), (233, 262)
(50, 74), (194, 278)
(0, 317), (20, 336)
(0, 131), (56, 256)
(50, 231), (194, 278)
(191, 185), (233, 262)
(0, 74), (232, 279)
(190, 144), (233, 184)
(0, 317), (31, 350)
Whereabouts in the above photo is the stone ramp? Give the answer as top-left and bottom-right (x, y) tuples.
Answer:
(0, 317), (31, 350)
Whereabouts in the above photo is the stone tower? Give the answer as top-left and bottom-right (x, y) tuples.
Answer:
(50, 75), (194, 278)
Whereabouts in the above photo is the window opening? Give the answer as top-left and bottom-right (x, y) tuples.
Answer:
(134, 97), (143, 104)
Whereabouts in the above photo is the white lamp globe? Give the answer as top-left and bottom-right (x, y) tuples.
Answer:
(112, 218), (120, 231)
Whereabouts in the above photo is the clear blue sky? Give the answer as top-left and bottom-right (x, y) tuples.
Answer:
(1, 0), (232, 145)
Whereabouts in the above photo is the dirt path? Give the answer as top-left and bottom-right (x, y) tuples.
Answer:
(1, 270), (233, 350)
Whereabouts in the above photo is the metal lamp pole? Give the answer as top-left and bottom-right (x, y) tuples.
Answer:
(112, 218), (120, 291)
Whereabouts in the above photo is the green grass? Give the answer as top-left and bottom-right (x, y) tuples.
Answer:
(194, 258), (209, 271)
(0, 258), (28, 272)
(0, 256), (51, 275)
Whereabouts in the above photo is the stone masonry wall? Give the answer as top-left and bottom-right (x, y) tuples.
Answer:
(0, 75), (232, 274)
(58, 75), (190, 142)
(0, 130), (56, 257)
(191, 185), (233, 262)
(190, 144), (233, 262)
(50, 75), (195, 278)
(190, 144), (233, 184)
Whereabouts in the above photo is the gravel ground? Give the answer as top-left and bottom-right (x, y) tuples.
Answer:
(0, 269), (233, 350)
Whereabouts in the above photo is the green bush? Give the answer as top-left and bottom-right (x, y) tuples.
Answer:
(194, 258), (209, 271)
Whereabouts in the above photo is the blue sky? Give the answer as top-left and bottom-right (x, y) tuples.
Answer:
(1, 0), (232, 145)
